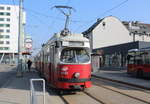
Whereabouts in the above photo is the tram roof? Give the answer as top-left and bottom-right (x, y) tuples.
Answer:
(47, 33), (89, 44)
(39, 33), (89, 51)
(59, 33), (89, 42)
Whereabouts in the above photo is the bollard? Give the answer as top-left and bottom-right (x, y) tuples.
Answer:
(30, 79), (45, 104)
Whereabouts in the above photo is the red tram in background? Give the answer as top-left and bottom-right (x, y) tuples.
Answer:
(127, 48), (150, 77)
(34, 32), (91, 91)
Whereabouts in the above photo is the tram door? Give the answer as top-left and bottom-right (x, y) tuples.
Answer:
(50, 45), (55, 84)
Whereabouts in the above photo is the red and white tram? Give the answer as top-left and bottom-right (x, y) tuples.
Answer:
(127, 48), (150, 77)
(34, 32), (92, 91)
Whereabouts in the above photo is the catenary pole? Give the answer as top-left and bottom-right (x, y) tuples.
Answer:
(17, 0), (23, 77)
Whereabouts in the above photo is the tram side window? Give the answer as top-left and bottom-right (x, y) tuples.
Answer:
(128, 56), (134, 64)
(128, 53), (144, 64)
(45, 54), (48, 63)
(44, 55), (46, 63)
(40, 54), (42, 62)
(144, 52), (150, 64)
(135, 55), (143, 64)
(48, 55), (50, 62)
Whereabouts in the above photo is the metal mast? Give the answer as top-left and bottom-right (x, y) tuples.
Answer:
(17, 0), (23, 77)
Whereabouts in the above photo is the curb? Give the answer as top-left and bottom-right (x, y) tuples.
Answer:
(92, 75), (150, 90)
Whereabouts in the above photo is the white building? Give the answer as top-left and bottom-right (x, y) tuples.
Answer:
(83, 16), (150, 70)
(83, 16), (150, 50)
(0, 4), (26, 64)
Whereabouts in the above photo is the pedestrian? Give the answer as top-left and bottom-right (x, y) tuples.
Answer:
(27, 59), (32, 72)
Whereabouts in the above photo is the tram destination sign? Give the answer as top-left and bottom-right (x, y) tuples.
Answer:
(62, 41), (84, 46)
(69, 41), (84, 46)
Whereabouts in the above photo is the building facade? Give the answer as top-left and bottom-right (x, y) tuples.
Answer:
(0, 4), (26, 64)
(83, 16), (150, 70)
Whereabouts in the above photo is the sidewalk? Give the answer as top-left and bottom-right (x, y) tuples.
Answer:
(92, 70), (150, 89)
(0, 69), (64, 104)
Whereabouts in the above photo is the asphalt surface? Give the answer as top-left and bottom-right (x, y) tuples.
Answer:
(0, 65), (65, 104)
(0, 64), (16, 88)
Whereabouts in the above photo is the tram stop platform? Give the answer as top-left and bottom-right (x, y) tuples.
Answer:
(0, 69), (65, 104)
(92, 68), (150, 90)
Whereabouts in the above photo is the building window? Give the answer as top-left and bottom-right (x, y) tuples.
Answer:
(0, 18), (4, 21)
(102, 22), (106, 27)
(6, 18), (10, 21)
(0, 47), (9, 50)
(7, 7), (11, 10)
(0, 6), (4, 10)
(0, 24), (10, 27)
(0, 24), (4, 27)
(4, 47), (9, 50)
(0, 47), (3, 50)
(6, 12), (10, 16)
(0, 35), (4, 38)
(6, 29), (10, 33)
(6, 24), (10, 27)
(6, 41), (10, 44)
(0, 41), (4, 44)
(0, 29), (4, 32)
(5, 35), (10, 38)
(0, 12), (4, 15)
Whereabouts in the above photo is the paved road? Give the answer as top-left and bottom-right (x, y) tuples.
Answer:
(0, 64), (16, 88)
(0, 65), (65, 104)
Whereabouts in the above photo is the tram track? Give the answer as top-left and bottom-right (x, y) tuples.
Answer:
(56, 76), (150, 104)
(83, 91), (106, 104)
(47, 75), (150, 104)
(92, 76), (150, 104)
(92, 75), (150, 90)
(92, 76), (150, 94)
(59, 95), (70, 104)
(59, 91), (105, 104)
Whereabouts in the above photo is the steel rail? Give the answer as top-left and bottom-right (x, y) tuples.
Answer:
(92, 77), (150, 104)
(83, 91), (106, 104)
(92, 75), (150, 94)
(59, 91), (105, 104)
(92, 75), (150, 90)
(59, 95), (70, 104)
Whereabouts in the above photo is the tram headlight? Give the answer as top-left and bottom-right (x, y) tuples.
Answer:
(74, 72), (80, 78)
